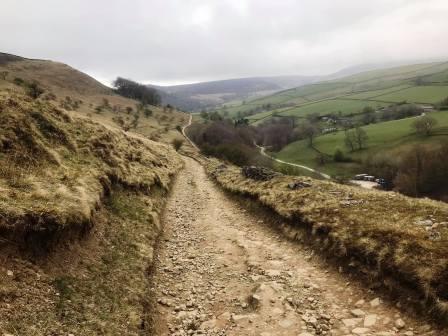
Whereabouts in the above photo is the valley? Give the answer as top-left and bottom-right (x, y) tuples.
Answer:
(2, 0), (448, 334)
(1, 53), (448, 335)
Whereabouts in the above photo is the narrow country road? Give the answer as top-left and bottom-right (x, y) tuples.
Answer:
(151, 156), (439, 335)
(255, 143), (331, 180)
(182, 113), (199, 150)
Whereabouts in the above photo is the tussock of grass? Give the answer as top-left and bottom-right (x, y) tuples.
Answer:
(0, 92), (182, 335)
(206, 159), (448, 321)
(0, 93), (181, 252)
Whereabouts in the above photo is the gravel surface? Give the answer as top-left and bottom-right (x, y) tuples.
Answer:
(151, 156), (441, 336)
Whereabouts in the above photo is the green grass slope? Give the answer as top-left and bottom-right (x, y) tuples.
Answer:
(276, 111), (448, 177)
(222, 61), (448, 122)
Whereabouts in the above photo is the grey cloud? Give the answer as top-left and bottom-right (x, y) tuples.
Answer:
(1, 0), (447, 85)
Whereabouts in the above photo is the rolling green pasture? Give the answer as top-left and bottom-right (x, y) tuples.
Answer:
(424, 69), (448, 83)
(275, 111), (448, 177)
(224, 61), (448, 123)
(344, 85), (412, 100)
(373, 86), (448, 104)
(278, 99), (387, 118)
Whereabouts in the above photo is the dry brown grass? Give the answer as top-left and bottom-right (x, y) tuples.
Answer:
(0, 56), (188, 144)
(0, 54), (187, 334)
(205, 159), (448, 321)
(0, 93), (183, 334)
(0, 92), (181, 248)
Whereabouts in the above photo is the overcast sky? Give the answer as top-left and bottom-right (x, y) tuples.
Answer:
(1, 0), (448, 85)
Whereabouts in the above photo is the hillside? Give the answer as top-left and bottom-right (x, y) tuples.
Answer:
(152, 75), (321, 111)
(0, 91), (183, 334)
(0, 53), (187, 143)
(276, 111), (448, 177)
(0, 54), (187, 335)
(153, 62), (418, 112)
(219, 61), (448, 121)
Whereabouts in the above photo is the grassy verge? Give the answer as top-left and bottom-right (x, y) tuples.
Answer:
(205, 158), (448, 323)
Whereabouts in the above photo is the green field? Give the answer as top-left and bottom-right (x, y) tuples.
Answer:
(219, 61), (448, 123)
(278, 99), (387, 118)
(372, 86), (448, 104)
(275, 111), (448, 177)
(343, 85), (412, 100)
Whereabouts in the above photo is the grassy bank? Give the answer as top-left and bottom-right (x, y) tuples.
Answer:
(0, 93), (182, 335)
(205, 159), (448, 322)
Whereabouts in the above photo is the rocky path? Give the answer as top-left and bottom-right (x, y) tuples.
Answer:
(151, 157), (439, 336)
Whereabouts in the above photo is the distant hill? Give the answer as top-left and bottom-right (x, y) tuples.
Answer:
(151, 61), (441, 112)
(150, 75), (321, 111)
(220, 60), (448, 121)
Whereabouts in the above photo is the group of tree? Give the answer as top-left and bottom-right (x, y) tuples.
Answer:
(200, 110), (223, 121)
(257, 118), (298, 151)
(380, 104), (423, 122)
(344, 126), (368, 152)
(412, 115), (438, 136)
(113, 77), (161, 106)
(187, 120), (270, 167)
(364, 143), (448, 198)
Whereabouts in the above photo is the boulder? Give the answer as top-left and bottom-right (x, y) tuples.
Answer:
(288, 180), (312, 190)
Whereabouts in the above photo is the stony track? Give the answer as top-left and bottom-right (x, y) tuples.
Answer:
(151, 156), (441, 336)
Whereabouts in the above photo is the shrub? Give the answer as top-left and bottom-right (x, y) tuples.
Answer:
(202, 143), (252, 166)
(143, 108), (153, 117)
(26, 82), (44, 99)
(0, 71), (8, 80)
(333, 149), (352, 162)
(412, 115), (438, 136)
(13, 77), (24, 86)
(171, 138), (184, 151)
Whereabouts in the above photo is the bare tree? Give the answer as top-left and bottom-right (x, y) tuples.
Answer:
(412, 115), (437, 136)
(354, 126), (368, 149)
(344, 129), (356, 151)
(345, 126), (368, 151)
(299, 122), (320, 147)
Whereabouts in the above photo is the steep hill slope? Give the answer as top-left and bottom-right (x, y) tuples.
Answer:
(0, 53), (187, 143)
(0, 54), (186, 335)
(0, 91), (183, 335)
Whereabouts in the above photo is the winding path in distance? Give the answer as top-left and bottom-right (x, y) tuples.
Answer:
(181, 113), (199, 150)
(255, 143), (331, 180)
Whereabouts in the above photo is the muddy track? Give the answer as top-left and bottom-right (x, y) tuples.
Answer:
(151, 156), (441, 336)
